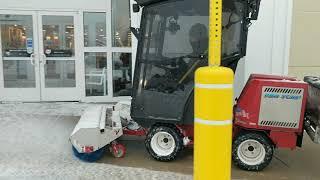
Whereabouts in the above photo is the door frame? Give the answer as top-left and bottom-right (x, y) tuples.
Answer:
(0, 10), (41, 102)
(79, 7), (133, 103)
(0, 7), (134, 103)
(37, 11), (82, 101)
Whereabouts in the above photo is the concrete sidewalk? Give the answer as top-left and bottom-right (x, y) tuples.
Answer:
(0, 102), (319, 179)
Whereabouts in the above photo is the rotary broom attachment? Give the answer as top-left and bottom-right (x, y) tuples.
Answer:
(70, 104), (126, 161)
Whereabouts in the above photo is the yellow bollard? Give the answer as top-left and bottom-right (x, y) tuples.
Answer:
(194, 0), (234, 179)
(194, 67), (234, 180)
(209, 0), (222, 66)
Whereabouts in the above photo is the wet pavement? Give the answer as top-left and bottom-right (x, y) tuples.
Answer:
(106, 136), (320, 180)
(1, 102), (320, 179)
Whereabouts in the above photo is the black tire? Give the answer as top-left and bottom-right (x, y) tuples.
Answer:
(145, 125), (183, 161)
(232, 132), (274, 171)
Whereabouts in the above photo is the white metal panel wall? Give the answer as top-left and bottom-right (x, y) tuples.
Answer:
(237, 0), (292, 96)
(236, 0), (292, 96)
(0, 0), (107, 11)
(245, 0), (292, 78)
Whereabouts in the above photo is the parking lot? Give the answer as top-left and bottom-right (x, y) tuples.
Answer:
(0, 102), (319, 180)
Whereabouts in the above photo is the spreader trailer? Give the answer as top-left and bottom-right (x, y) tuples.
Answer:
(68, 0), (320, 171)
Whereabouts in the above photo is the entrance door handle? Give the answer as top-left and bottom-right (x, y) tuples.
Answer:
(41, 54), (47, 64)
(30, 53), (36, 65)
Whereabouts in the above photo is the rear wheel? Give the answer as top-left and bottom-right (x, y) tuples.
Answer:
(232, 132), (274, 171)
(145, 126), (183, 161)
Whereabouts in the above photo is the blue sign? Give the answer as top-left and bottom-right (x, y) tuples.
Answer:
(26, 38), (33, 54)
(264, 93), (301, 100)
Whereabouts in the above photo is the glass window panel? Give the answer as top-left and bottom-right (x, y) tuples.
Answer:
(0, 15), (34, 57)
(112, 52), (132, 96)
(85, 52), (108, 96)
(42, 16), (74, 57)
(45, 60), (75, 87)
(83, 12), (107, 47)
(0, 14), (36, 88)
(111, 0), (131, 47)
(3, 60), (35, 88)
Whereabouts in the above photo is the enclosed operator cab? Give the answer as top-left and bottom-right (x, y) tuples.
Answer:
(131, 0), (261, 126)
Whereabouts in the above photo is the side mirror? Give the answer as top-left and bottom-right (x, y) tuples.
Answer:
(132, 4), (140, 13)
(249, 0), (261, 20)
(130, 27), (140, 39)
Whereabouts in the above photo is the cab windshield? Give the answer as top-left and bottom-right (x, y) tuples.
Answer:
(139, 0), (246, 62)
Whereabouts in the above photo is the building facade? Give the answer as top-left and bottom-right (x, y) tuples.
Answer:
(0, 0), (292, 102)
(0, 0), (133, 102)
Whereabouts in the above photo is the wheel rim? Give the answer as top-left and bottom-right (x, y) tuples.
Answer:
(114, 148), (123, 158)
(110, 144), (126, 158)
(237, 139), (266, 166)
(150, 131), (176, 156)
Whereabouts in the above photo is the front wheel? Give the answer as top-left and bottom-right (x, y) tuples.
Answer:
(145, 126), (183, 161)
(110, 142), (126, 158)
(232, 132), (274, 171)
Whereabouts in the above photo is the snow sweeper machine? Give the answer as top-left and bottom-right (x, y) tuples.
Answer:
(70, 0), (320, 171)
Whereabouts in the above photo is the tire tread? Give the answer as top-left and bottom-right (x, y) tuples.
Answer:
(232, 132), (274, 171)
(145, 125), (183, 162)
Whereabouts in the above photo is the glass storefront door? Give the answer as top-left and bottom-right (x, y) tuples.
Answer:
(0, 4), (133, 102)
(0, 11), (80, 101)
(0, 11), (41, 101)
(38, 12), (80, 101)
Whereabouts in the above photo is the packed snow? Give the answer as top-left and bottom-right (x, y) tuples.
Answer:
(0, 102), (192, 180)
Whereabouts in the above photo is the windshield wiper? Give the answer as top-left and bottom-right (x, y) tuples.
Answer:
(175, 54), (207, 60)
(222, 53), (241, 62)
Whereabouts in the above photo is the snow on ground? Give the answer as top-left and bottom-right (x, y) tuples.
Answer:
(0, 102), (95, 116)
(0, 102), (192, 180)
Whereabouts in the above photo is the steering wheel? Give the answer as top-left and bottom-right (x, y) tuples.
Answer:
(223, 12), (242, 30)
